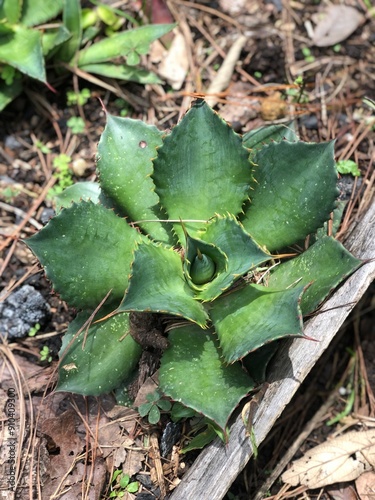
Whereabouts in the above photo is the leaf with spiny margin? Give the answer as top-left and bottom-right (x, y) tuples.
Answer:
(25, 201), (143, 309)
(97, 113), (174, 244)
(242, 121), (298, 150)
(210, 283), (305, 364)
(241, 141), (339, 252)
(54, 181), (101, 213)
(152, 99), (252, 241)
(195, 215), (272, 301)
(57, 310), (141, 396)
(268, 236), (362, 315)
(116, 242), (209, 327)
(182, 227), (227, 292)
(159, 324), (254, 434)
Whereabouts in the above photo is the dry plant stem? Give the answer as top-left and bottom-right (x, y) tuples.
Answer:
(205, 35), (247, 108)
(169, 200), (375, 500)
(0, 175), (56, 253)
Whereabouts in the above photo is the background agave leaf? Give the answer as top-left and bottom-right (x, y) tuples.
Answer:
(210, 283), (305, 363)
(0, 26), (46, 82)
(57, 310), (141, 396)
(195, 215), (272, 301)
(57, 0), (82, 63)
(0, 0), (22, 24)
(77, 24), (175, 66)
(268, 236), (363, 314)
(152, 100), (252, 241)
(26, 201), (144, 309)
(20, 0), (63, 27)
(79, 62), (163, 84)
(242, 122), (298, 150)
(97, 113), (174, 244)
(159, 324), (255, 433)
(241, 140), (339, 251)
(117, 242), (209, 327)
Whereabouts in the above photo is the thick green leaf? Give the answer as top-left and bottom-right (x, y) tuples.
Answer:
(268, 236), (362, 314)
(21, 0), (63, 27)
(57, 0), (82, 63)
(79, 62), (162, 84)
(242, 122), (298, 150)
(77, 24), (175, 66)
(153, 100), (252, 241)
(116, 242), (209, 327)
(25, 201), (143, 309)
(54, 181), (101, 213)
(195, 215), (272, 301)
(97, 113), (174, 244)
(210, 283), (305, 363)
(159, 325), (254, 432)
(57, 310), (141, 395)
(241, 141), (339, 251)
(0, 0), (22, 24)
(0, 78), (22, 111)
(0, 26), (46, 82)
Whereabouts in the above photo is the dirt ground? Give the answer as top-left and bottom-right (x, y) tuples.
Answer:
(1, 1), (375, 499)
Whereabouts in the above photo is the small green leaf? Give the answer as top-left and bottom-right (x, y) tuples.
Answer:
(336, 159), (361, 177)
(268, 236), (362, 314)
(57, 311), (141, 396)
(77, 24), (175, 66)
(25, 201), (143, 309)
(119, 474), (130, 488)
(152, 100), (252, 241)
(126, 481), (139, 493)
(42, 26), (71, 57)
(138, 402), (153, 417)
(159, 324), (254, 433)
(117, 242), (209, 327)
(181, 425), (217, 453)
(210, 283), (305, 363)
(241, 141), (339, 251)
(157, 399), (172, 411)
(148, 405), (161, 424)
(97, 113), (173, 244)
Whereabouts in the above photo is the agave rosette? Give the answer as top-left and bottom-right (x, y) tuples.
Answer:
(26, 100), (361, 432)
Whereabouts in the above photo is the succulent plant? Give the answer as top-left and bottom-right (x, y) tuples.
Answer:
(26, 99), (362, 434)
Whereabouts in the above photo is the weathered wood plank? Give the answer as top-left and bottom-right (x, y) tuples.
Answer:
(170, 199), (375, 500)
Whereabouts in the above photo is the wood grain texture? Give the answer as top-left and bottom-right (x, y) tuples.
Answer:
(170, 199), (375, 500)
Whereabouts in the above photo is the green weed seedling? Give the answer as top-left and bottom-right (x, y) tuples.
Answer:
(138, 390), (172, 424)
(109, 470), (139, 498)
(67, 116), (86, 134)
(336, 159), (361, 177)
(40, 345), (52, 363)
(28, 323), (41, 337)
(66, 88), (91, 107)
(26, 100), (362, 442)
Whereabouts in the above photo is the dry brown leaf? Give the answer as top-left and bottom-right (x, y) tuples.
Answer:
(281, 430), (375, 489)
(355, 470), (375, 499)
(157, 30), (188, 90)
(312, 5), (364, 47)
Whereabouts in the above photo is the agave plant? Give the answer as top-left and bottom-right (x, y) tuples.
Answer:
(26, 100), (362, 434)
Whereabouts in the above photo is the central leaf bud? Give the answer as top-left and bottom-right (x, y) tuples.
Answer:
(190, 249), (216, 285)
